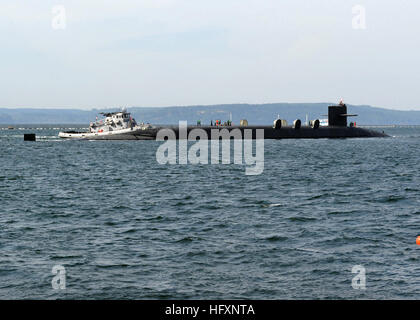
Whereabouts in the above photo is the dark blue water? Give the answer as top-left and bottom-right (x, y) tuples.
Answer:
(1, 125), (420, 299)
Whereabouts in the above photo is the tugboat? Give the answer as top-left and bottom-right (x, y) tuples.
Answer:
(58, 108), (155, 140)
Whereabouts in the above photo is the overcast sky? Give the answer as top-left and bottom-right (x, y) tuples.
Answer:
(1, 0), (419, 110)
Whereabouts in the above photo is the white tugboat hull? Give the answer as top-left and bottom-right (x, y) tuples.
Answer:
(58, 127), (156, 140)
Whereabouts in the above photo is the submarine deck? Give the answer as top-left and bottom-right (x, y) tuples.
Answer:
(140, 125), (388, 139)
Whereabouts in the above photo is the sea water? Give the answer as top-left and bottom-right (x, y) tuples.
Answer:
(0, 125), (419, 299)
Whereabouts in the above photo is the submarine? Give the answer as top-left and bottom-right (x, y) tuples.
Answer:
(58, 102), (388, 140)
(137, 102), (388, 140)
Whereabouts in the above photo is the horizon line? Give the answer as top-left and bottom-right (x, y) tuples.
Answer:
(1, 102), (419, 112)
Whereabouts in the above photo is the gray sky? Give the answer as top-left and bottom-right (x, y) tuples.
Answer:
(1, 0), (419, 110)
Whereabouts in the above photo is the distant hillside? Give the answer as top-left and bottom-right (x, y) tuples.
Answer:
(1, 103), (420, 125)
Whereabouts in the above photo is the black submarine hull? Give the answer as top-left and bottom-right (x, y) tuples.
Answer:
(132, 125), (388, 139)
